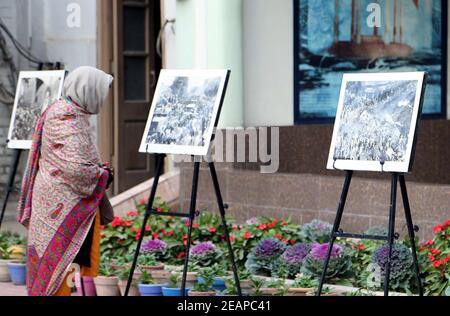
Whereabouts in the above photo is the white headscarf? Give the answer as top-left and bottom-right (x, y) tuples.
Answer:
(63, 66), (113, 114)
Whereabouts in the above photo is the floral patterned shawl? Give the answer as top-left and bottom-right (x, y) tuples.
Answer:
(18, 98), (108, 296)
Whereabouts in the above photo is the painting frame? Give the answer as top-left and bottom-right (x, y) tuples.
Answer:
(139, 69), (231, 156)
(293, 0), (448, 124)
(7, 70), (66, 150)
(326, 72), (427, 173)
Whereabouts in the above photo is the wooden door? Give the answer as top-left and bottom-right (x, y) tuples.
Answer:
(113, 0), (162, 193)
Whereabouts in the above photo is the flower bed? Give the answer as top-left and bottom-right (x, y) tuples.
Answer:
(98, 200), (449, 296)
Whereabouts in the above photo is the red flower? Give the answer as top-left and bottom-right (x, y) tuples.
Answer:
(282, 240), (289, 245)
(145, 225), (151, 232)
(139, 199), (147, 205)
(209, 227), (217, 233)
(156, 208), (163, 213)
(124, 221), (133, 227)
(153, 233), (159, 239)
(111, 217), (124, 228)
(434, 224), (443, 234)
(100, 226), (105, 231)
(274, 234), (282, 240)
(192, 224), (200, 229)
(184, 221), (190, 227)
(178, 252), (186, 259)
(429, 255), (436, 262)
(357, 244), (365, 251)
(230, 236), (236, 242)
(433, 260), (444, 269)
(259, 224), (267, 230)
(134, 228), (142, 241)
(444, 256), (450, 263)
(290, 240), (296, 245)
(182, 235), (188, 240)
(127, 211), (138, 217)
(166, 230), (174, 237)
(267, 223), (275, 229)
(422, 240), (434, 247)
(430, 248), (441, 256)
(243, 232), (251, 239)
(443, 220), (450, 229)
(232, 225), (238, 231)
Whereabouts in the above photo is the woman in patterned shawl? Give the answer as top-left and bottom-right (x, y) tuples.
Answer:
(18, 66), (114, 296)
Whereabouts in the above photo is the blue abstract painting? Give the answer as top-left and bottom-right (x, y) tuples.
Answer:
(294, 0), (446, 122)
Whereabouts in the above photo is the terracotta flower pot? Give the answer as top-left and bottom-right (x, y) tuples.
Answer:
(0, 260), (12, 283)
(189, 291), (217, 297)
(185, 272), (198, 288)
(118, 279), (140, 296)
(140, 264), (165, 273)
(151, 270), (172, 284)
(94, 276), (121, 296)
(259, 288), (279, 296)
(288, 288), (313, 296)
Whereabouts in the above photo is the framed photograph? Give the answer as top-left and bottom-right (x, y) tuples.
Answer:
(294, 0), (447, 123)
(139, 69), (230, 156)
(327, 72), (426, 173)
(8, 70), (66, 149)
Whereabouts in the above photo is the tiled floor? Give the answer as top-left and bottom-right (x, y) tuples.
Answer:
(0, 282), (27, 296)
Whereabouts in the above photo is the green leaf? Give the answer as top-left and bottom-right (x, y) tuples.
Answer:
(445, 286), (450, 297)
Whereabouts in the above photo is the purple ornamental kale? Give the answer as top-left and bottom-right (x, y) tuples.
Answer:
(141, 239), (167, 254)
(281, 243), (311, 265)
(309, 243), (343, 261)
(254, 238), (286, 260)
(191, 242), (217, 258)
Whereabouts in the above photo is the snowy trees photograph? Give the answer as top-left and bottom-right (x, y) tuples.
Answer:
(8, 71), (65, 149)
(327, 72), (426, 173)
(140, 70), (229, 156)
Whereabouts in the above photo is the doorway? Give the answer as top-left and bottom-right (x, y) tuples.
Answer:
(97, 0), (162, 194)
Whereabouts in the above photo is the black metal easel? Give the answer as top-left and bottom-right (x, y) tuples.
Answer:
(0, 149), (23, 230)
(124, 154), (242, 297)
(317, 162), (423, 297)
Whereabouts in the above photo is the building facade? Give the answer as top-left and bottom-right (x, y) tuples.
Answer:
(0, 0), (448, 239)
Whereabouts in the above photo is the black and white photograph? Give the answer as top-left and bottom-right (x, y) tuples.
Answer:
(8, 71), (66, 149)
(139, 69), (230, 156)
(327, 72), (426, 173)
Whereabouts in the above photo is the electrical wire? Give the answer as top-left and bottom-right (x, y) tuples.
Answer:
(0, 17), (47, 65)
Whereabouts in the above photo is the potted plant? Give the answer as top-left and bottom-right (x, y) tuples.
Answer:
(117, 267), (140, 296)
(307, 286), (338, 297)
(249, 276), (265, 296)
(260, 279), (289, 296)
(0, 246), (12, 283)
(138, 271), (165, 296)
(162, 273), (189, 296)
(197, 263), (227, 292)
(138, 253), (164, 272)
(288, 274), (318, 296)
(189, 268), (217, 297)
(94, 262), (121, 296)
(7, 256), (26, 286)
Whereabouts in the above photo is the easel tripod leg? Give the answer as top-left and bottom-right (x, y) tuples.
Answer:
(317, 170), (353, 296)
(209, 163), (242, 296)
(0, 149), (22, 230)
(399, 175), (423, 296)
(181, 162), (201, 297)
(384, 174), (398, 296)
(125, 154), (165, 296)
